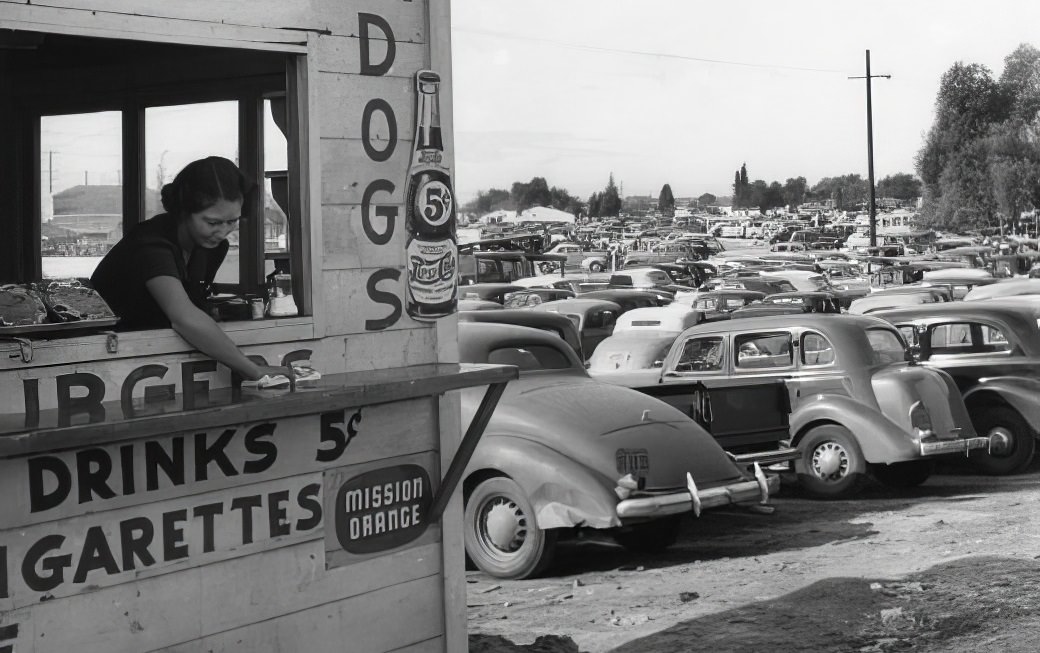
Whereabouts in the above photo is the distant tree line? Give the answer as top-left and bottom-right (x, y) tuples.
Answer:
(916, 43), (1040, 231)
(731, 162), (921, 214)
(464, 177), (585, 216)
(464, 163), (926, 222)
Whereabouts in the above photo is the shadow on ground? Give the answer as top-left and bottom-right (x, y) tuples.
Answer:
(606, 556), (1040, 653)
(539, 471), (1033, 576)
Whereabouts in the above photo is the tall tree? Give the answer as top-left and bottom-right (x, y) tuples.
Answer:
(732, 163), (752, 208)
(916, 51), (1039, 230)
(999, 44), (1040, 125)
(782, 177), (807, 208)
(811, 174), (868, 211)
(587, 192), (602, 218)
(472, 188), (511, 213)
(599, 173), (622, 217)
(511, 177), (552, 213)
(876, 173), (923, 201)
(658, 183), (675, 215)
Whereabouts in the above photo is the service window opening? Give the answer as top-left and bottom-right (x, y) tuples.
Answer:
(2, 31), (307, 328)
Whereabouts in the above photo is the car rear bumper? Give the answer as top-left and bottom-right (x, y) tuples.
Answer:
(616, 467), (779, 520)
(731, 446), (800, 466)
(920, 436), (989, 456)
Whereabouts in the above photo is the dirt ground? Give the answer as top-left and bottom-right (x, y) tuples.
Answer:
(467, 463), (1040, 652)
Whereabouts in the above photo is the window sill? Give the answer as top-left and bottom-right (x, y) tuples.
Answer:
(0, 317), (314, 369)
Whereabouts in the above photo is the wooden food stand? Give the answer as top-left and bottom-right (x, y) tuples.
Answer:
(0, 2), (513, 651)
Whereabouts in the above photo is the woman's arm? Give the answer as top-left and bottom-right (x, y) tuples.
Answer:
(145, 276), (290, 381)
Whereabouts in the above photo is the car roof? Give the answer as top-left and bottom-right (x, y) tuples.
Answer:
(922, 268), (995, 281)
(872, 299), (1040, 323)
(614, 306), (701, 332)
(532, 298), (622, 312)
(765, 291), (836, 300)
(964, 278), (1040, 300)
(678, 313), (892, 337)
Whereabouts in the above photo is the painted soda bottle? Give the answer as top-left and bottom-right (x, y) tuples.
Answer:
(405, 70), (458, 321)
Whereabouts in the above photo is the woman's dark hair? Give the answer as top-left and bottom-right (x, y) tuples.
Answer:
(160, 156), (255, 217)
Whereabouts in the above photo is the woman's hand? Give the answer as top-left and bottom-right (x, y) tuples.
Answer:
(250, 364), (296, 382)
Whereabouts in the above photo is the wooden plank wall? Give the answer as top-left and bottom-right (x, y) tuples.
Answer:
(1, 399), (446, 652)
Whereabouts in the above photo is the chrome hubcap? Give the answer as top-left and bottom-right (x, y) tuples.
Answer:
(811, 441), (849, 481)
(481, 497), (527, 553)
(987, 427), (1014, 456)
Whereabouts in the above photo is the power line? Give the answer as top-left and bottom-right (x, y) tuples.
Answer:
(453, 26), (849, 74)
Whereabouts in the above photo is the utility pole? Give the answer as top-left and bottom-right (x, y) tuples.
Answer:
(849, 50), (890, 247)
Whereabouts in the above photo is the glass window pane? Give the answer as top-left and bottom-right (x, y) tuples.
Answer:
(145, 101), (239, 284)
(675, 336), (724, 372)
(40, 111), (122, 280)
(263, 98), (289, 277)
(734, 332), (793, 369)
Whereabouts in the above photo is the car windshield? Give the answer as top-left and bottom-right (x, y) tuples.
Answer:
(866, 328), (906, 365)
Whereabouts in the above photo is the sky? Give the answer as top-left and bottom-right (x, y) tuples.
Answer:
(450, 0), (1040, 203)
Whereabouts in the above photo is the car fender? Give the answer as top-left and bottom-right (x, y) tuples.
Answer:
(791, 395), (920, 464)
(465, 434), (622, 529)
(963, 377), (1040, 434)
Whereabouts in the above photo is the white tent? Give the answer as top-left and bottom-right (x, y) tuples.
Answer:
(517, 206), (575, 224)
(479, 206), (576, 226)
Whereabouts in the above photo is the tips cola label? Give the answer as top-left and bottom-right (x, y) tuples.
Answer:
(405, 69), (458, 321)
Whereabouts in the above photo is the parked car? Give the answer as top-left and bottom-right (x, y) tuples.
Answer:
(459, 298), (505, 311)
(511, 273), (612, 294)
(459, 308), (583, 359)
(847, 288), (949, 315)
(531, 298), (622, 358)
(874, 300), (1040, 475)
(703, 275), (797, 296)
(755, 291), (842, 313)
(539, 241), (586, 273)
(502, 288), (576, 308)
(762, 269), (870, 308)
(673, 290), (766, 319)
(459, 322), (779, 578)
(580, 288), (672, 311)
(608, 267), (676, 292)
(460, 283), (526, 304)
(921, 268), (999, 300)
(597, 314), (986, 497)
(963, 278), (1040, 301)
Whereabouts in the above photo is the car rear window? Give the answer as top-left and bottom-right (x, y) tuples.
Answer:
(487, 345), (575, 371)
(866, 328), (906, 365)
(610, 275), (633, 286)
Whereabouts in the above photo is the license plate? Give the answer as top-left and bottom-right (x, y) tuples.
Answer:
(616, 448), (650, 476)
(920, 437), (988, 456)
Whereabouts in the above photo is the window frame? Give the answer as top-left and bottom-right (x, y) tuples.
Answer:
(29, 77), (286, 294)
(800, 330), (836, 368)
(671, 334), (727, 374)
(732, 330), (795, 372)
(8, 37), (310, 319)
(0, 33), (314, 366)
